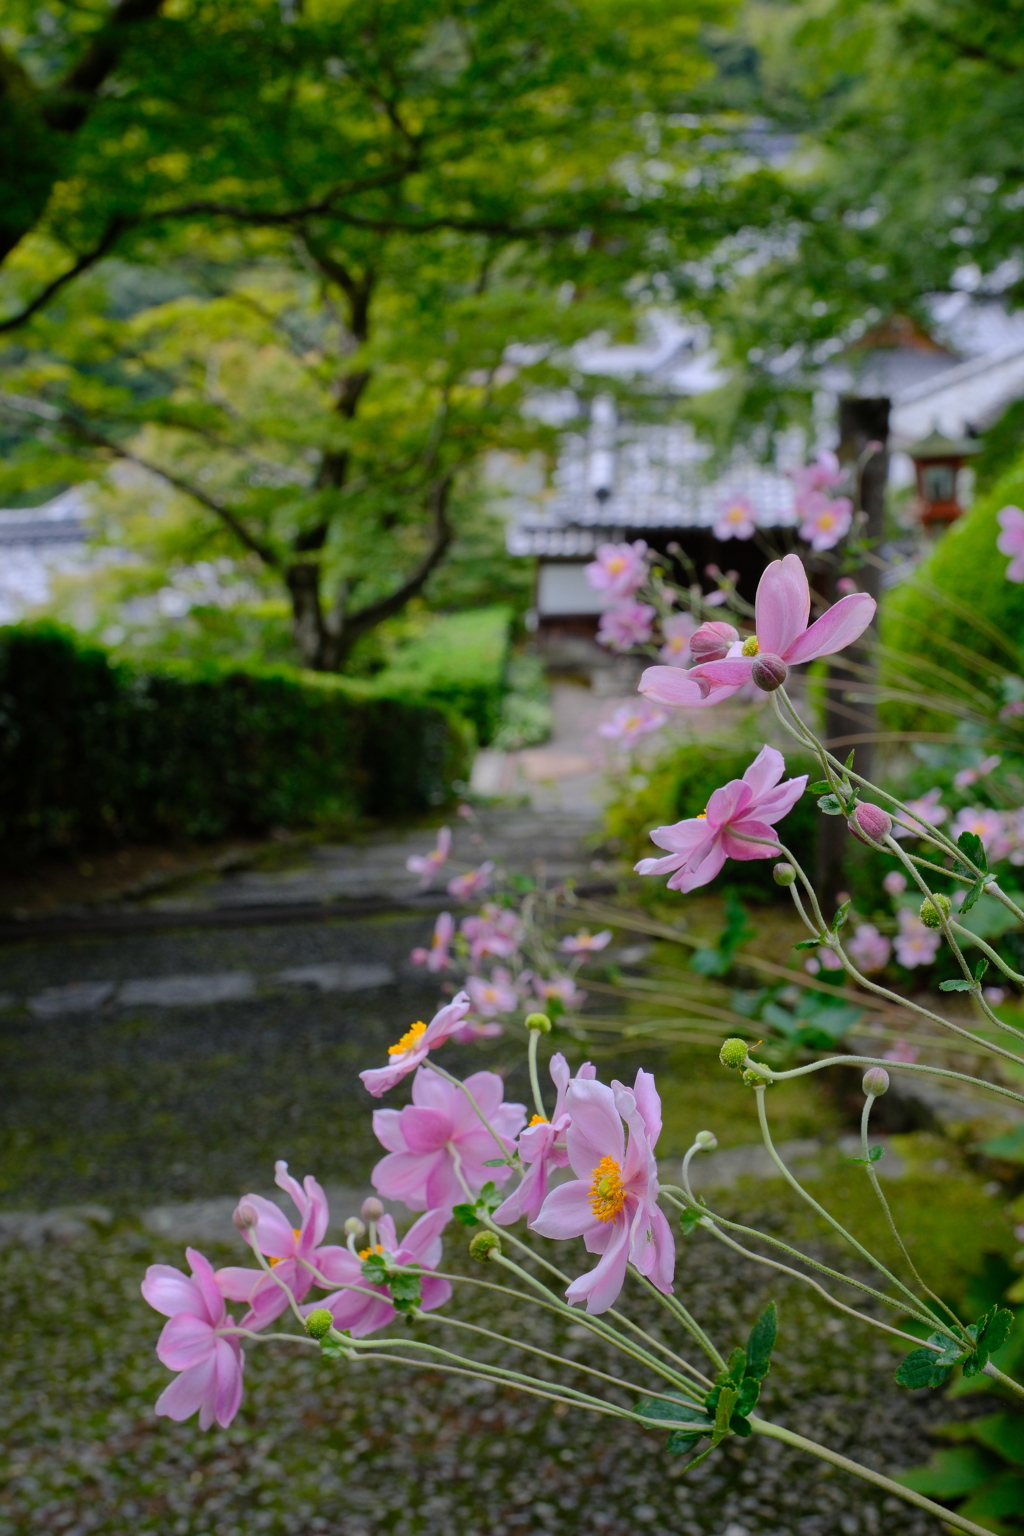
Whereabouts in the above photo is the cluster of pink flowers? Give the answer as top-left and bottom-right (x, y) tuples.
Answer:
(997, 505), (1024, 582)
(598, 700), (667, 745)
(791, 451), (853, 552)
(597, 599), (655, 652)
(846, 923), (892, 974)
(585, 540), (648, 599)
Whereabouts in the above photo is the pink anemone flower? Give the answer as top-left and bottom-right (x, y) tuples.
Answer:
(892, 787), (948, 838)
(447, 861), (495, 901)
(371, 1066), (526, 1213)
(466, 967), (519, 1018)
(846, 923), (891, 974)
(451, 1017), (505, 1043)
(142, 1247), (244, 1429)
(493, 1054), (597, 1225)
(638, 553), (875, 710)
(406, 827), (452, 887)
(461, 905), (524, 961)
(307, 1209), (452, 1337)
(531, 1070), (674, 1314)
(792, 450), (845, 505)
(635, 745), (806, 894)
(951, 805), (1012, 863)
(894, 909), (941, 969)
(215, 1161), (331, 1330)
(411, 911), (455, 972)
(359, 993), (472, 1097)
(598, 600), (656, 651)
(534, 974), (586, 1010)
(597, 701), (666, 744)
(659, 612), (697, 666)
(712, 495), (757, 541)
(559, 929), (613, 954)
(997, 506), (1024, 582)
(585, 540), (648, 600)
(798, 493), (853, 552)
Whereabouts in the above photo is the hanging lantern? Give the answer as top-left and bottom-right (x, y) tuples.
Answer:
(906, 428), (982, 527)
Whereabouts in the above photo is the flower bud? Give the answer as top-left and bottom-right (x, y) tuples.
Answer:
(862, 1067), (890, 1097)
(305, 1308), (334, 1339)
(848, 802), (893, 845)
(361, 1197), (385, 1222)
(695, 1130), (718, 1151)
(233, 1201), (258, 1232)
(525, 1012), (552, 1033)
(742, 1066), (772, 1088)
(689, 621), (739, 664)
(719, 1037), (748, 1069)
(751, 653), (788, 692)
(469, 1231), (501, 1262)
(773, 862), (796, 886)
(919, 892), (951, 929)
(344, 1216), (366, 1238)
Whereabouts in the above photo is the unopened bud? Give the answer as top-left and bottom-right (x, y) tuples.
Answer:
(773, 862), (796, 886)
(344, 1216), (366, 1238)
(919, 892), (951, 929)
(862, 1067), (890, 1097)
(305, 1308), (334, 1339)
(719, 1037), (748, 1069)
(751, 653), (788, 692)
(469, 1231), (501, 1262)
(695, 1130), (718, 1151)
(742, 1066), (772, 1088)
(689, 621), (739, 664)
(525, 1012), (552, 1033)
(361, 1197), (385, 1222)
(233, 1201), (258, 1231)
(849, 802), (893, 845)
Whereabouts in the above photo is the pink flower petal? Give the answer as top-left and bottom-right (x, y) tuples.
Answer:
(688, 657), (754, 688)
(565, 1221), (631, 1313)
(783, 593), (875, 665)
(212, 1337), (244, 1428)
(142, 1265), (204, 1320)
(756, 554), (809, 656)
(630, 1069), (662, 1148)
(740, 744), (785, 800)
(530, 1178), (596, 1240)
(155, 1356), (217, 1424)
(564, 1080), (625, 1179)
(396, 1208), (450, 1268)
(157, 1312), (217, 1372)
(666, 841), (727, 892)
(637, 666), (711, 707)
(398, 1105), (453, 1155)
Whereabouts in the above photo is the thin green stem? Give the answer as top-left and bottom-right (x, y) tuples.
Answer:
(633, 1272), (726, 1370)
(951, 921), (1024, 989)
(757, 1051), (1024, 1107)
(528, 1029), (547, 1120)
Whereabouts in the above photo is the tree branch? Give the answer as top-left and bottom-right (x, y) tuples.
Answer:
(0, 219), (129, 334)
(43, 0), (167, 133)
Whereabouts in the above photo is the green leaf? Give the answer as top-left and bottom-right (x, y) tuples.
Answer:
(361, 1254), (388, 1281)
(957, 830), (988, 874)
(793, 937), (823, 951)
(895, 1347), (952, 1389)
(831, 899), (851, 933)
(817, 793), (844, 815)
(808, 780), (831, 795)
(637, 1392), (713, 1453)
(844, 749), (856, 770)
(744, 1301), (778, 1381)
(482, 1158), (509, 1166)
(730, 1412), (754, 1437)
(452, 1203), (480, 1227)
(940, 979), (974, 991)
(959, 879), (986, 915)
(679, 1209), (702, 1235)
(545, 994), (565, 1019)
(735, 1376), (761, 1417)
(976, 1306), (1015, 1357)
(666, 1427), (707, 1454)
(477, 1182), (504, 1213)
(711, 1384), (740, 1445)
(848, 1145), (885, 1165)
(320, 1338), (347, 1359)
(974, 958), (990, 982)
(690, 947), (729, 976)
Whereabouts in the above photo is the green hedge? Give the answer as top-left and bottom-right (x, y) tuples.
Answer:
(605, 736), (819, 901)
(0, 624), (471, 862)
(371, 606), (511, 745)
(881, 464), (1024, 731)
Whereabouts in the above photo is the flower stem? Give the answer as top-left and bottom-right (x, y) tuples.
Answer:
(528, 1028), (547, 1120)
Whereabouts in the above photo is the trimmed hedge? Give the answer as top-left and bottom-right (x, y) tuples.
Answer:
(372, 606), (511, 745)
(0, 624), (471, 862)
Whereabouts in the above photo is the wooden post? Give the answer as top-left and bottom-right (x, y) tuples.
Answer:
(816, 396), (890, 909)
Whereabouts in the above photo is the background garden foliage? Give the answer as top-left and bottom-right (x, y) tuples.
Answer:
(0, 624), (472, 862)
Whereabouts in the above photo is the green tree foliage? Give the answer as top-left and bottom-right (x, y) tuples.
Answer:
(0, 0), (785, 669)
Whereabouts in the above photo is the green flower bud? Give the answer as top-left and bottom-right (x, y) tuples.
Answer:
(742, 1066), (772, 1088)
(719, 1037), (748, 1069)
(469, 1230), (501, 1262)
(862, 1067), (890, 1097)
(773, 862), (796, 886)
(525, 1012), (552, 1033)
(361, 1197), (385, 1222)
(919, 892), (951, 929)
(695, 1130), (717, 1150)
(305, 1309), (334, 1340)
(343, 1216), (366, 1238)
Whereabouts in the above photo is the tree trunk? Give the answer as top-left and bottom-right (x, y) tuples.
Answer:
(816, 396), (890, 909)
(286, 561), (332, 670)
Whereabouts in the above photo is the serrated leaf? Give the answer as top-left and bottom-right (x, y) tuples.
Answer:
(679, 1209), (701, 1235)
(712, 1384), (740, 1445)
(477, 1182), (504, 1212)
(940, 979), (974, 992)
(895, 1347), (952, 1389)
(745, 1301), (777, 1381)
(320, 1338), (347, 1359)
(974, 958), (990, 982)
(957, 830), (987, 874)
(962, 1348), (989, 1378)
(361, 1254), (388, 1281)
(832, 899), (851, 933)
(735, 1376), (760, 1417)
(960, 880), (986, 914)
(730, 1412), (754, 1437)
(848, 1145), (885, 1165)
(976, 1306), (1015, 1356)
(818, 793), (844, 815)
(452, 1203), (480, 1227)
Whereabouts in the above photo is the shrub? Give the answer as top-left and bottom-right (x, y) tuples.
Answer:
(0, 624), (471, 863)
(370, 606), (512, 745)
(881, 462), (1024, 733)
(604, 734), (819, 901)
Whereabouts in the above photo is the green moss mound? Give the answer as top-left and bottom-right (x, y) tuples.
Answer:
(881, 465), (1024, 732)
(0, 623), (471, 862)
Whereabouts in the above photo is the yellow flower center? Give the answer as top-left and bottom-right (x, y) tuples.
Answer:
(529, 1113), (548, 1126)
(388, 1020), (427, 1056)
(358, 1243), (385, 1260)
(269, 1228), (301, 1265)
(695, 809), (707, 820)
(607, 556), (626, 574)
(727, 506), (745, 523)
(818, 512), (835, 529)
(588, 1154), (627, 1223)
(741, 635), (760, 657)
